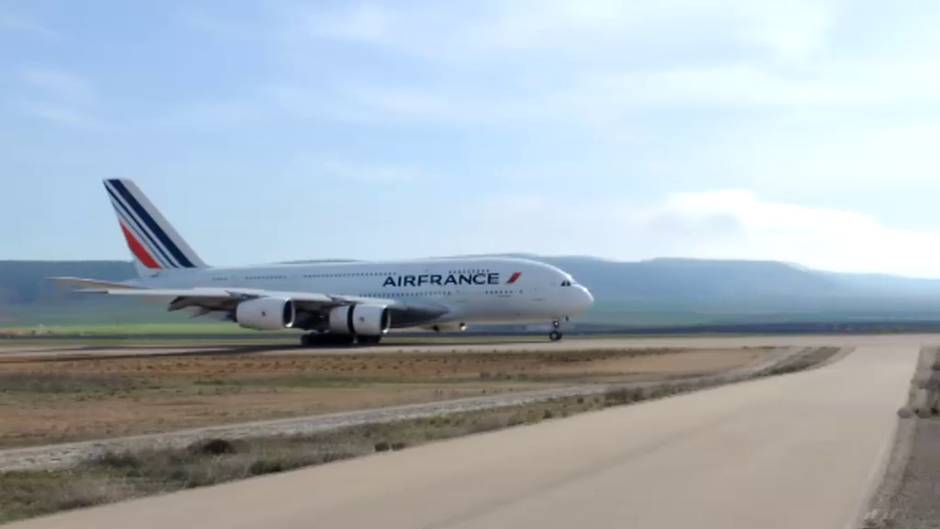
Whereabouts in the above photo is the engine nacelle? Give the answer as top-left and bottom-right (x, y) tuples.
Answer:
(426, 322), (468, 333)
(329, 304), (391, 336)
(236, 297), (295, 331)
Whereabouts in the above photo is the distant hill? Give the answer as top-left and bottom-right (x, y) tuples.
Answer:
(534, 256), (940, 326)
(4, 258), (940, 328)
(0, 261), (166, 326)
(0, 261), (136, 305)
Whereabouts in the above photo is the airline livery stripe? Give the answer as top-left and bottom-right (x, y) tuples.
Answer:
(117, 208), (168, 268)
(104, 184), (177, 268)
(108, 180), (195, 268)
(120, 223), (161, 269)
(106, 180), (185, 268)
(108, 191), (171, 268)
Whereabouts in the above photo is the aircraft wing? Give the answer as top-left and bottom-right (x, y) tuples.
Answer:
(50, 276), (144, 290)
(50, 277), (448, 328)
(53, 278), (370, 306)
(71, 285), (381, 310)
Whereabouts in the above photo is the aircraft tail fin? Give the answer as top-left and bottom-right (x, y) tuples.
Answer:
(102, 179), (207, 275)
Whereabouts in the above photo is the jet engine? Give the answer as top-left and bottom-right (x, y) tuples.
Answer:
(236, 297), (295, 331)
(329, 304), (391, 336)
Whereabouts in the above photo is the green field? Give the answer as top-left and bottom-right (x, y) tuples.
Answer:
(2, 322), (260, 336)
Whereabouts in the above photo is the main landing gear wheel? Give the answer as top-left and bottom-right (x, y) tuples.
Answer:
(357, 335), (382, 345)
(549, 330), (563, 341)
(300, 333), (355, 347)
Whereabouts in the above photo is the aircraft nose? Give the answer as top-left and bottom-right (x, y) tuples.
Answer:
(574, 285), (594, 313)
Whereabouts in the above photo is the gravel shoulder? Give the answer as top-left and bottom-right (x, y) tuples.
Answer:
(860, 347), (940, 529)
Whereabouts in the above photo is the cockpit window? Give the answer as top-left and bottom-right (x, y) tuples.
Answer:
(561, 280), (572, 287)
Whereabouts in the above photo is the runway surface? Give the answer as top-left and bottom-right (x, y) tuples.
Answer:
(9, 340), (920, 529)
(1, 332), (937, 359)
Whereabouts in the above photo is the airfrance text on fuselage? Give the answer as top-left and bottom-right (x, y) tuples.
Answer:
(383, 273), (499, 287)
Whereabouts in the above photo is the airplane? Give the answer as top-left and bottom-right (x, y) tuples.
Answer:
(54, 179), (595, 346)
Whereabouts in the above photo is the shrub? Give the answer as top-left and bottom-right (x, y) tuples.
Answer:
(95, 452), (141, 471)
(248, 458), (286, 476)
(190, 438), (236, 456)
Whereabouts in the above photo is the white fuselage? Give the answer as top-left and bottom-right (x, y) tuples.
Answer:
(135, 257), (593, 327)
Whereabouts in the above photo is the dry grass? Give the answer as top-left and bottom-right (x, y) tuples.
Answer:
(0, 347), (765, 448)
(758, 347), (842, 376)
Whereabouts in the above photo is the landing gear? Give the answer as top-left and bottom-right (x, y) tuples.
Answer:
(357, 335), (382, 345)
(549, 320), (563, 341)
(298, 333), (384, 347)
(299, 333), (355, 347)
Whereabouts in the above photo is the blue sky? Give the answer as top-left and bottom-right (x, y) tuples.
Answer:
(4, 1), (940, 276)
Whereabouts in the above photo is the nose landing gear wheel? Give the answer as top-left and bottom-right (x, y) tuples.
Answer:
(549, 330), (563, 341)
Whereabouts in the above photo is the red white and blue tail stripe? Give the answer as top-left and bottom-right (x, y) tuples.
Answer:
(103, 179), (206, 272)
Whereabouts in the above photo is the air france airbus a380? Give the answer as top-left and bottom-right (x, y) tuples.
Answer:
(55, 180), (594, 346)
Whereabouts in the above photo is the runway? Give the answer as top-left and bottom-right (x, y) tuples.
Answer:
(8, 341), (919, 529)
(1, 332), (936, 359)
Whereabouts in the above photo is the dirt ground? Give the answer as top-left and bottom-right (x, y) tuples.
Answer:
(0, 344), (770, 448)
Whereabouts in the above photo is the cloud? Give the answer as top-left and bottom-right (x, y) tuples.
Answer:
(177, 6), (275, 41)
(22, 68), (94, 103)
(18, 68), (99, 127)
(263, 0), (940, 136)
(0, 12), (56, 39)
(302, 3), (391, 43)
(313, 57), (940, 128)
(158, 98), (270, 129)
(735, 2), (832, 61)
(182, 0), (940, 144)
(463, 190), (940, 278)
(18, 102), (95, 127)
(286, 156), (422, 185)
(587, 60), (940, 109)
(266, 83), (441, 123)
(290, 0), (835, 62)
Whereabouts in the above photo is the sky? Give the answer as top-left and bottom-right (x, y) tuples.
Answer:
(4, 1), (940, 277)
